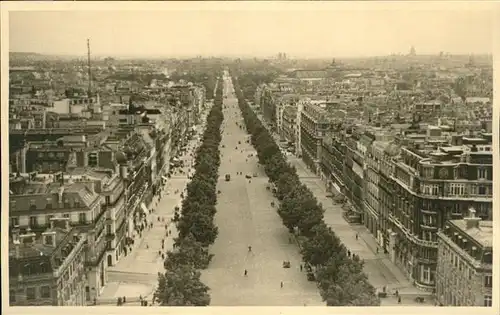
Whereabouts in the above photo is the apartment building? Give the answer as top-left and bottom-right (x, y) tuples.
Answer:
(9, 176), (107, 301)
(389, 132), (492, 291)
(436, 209), (493, 306)
(9, 219), (87, 306)
(300, 102), (332, 175)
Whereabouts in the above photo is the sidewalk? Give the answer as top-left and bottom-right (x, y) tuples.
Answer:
(99, 133), (202, 305)
(288, 157), (429, 296)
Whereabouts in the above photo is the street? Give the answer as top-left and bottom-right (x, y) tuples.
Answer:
(200, 71), (323, 306)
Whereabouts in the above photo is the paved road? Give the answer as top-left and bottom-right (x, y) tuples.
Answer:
(98, 106), (212, 305)
(254, 113), (435, 306)
(201, 71), (323, 306)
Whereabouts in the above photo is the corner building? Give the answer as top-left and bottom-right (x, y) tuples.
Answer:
(389, 134), (492, 291)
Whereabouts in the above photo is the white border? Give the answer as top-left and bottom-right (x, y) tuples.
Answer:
(1, 2), (499, 315)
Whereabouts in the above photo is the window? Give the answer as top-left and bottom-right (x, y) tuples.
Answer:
(10, 217), (19, 227)
(88, 152), (98, 167)
(478, 186), (487, 195)
(29, 216), (38, 228)
(484, 275), (492, 288)
(63, 213), (70, 218)
(40, 286), (51, 298)
(421, 265), (431, 283)
(78, 213), (87, 224)
(26, 287), (36, 300)
(478, 168), (487, 180)
(484, 295), (492, 307)
(450, 184), (465, 196)
(46, 198), (52, 209)
(64, 199), (70, 208)
(74, 199), (80, 208)
(423, 167), (433, 178)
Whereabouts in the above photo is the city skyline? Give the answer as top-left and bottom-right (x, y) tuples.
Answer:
(8, 4), (496, 59)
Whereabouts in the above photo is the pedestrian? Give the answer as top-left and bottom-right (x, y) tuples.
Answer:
(376, 248), (379, 254)
(280, 281), (283, 288)
(300, 264), (303, 272)
(169, 230), (172, 235)
(395, 289), (399, 297)
(161, 253), (165, 260)
(146, 244), (149, 249)
(158, 250), (161, 256)
(244, 269), (248, 276)
(123, 296), (126, 303)
(248, 245), (252, 252)
(347, 250), (351, 257)
(355, 233), (359, 240)
(397, 296), (401, 304)
(162, 244), (164, 250)
(157, 217), (160, 222)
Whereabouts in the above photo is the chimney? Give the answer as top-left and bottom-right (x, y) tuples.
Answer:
(58, 186), (65, 205)
(465, 207), (481, 230)
(12, 227), (21, 243)
(12, 239), (21, 260)
(42, 231), (57, 247)
(19, 232), (36, 245)
(60, 217), (71, 231)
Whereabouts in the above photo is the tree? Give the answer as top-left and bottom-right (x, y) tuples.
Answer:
(185, 177), (217, 206)
(319, 263), (379, 306)
(300, 224), (344, 267)
(155, 266), (211, 306)
(164, 234), (214, 270)
(177, 212), (218, 246)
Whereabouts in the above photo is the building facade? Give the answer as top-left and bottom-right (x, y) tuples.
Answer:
(9, 220), (87, 306)
(436, 209), (493, 306)
(389, 132), (493, 291)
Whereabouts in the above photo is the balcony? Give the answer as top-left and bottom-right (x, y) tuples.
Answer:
(421, 209), (437, 215)
(420, 224), (438, 231)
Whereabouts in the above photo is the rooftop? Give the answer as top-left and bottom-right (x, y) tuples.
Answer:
(9, 227), (70, 259)
(450, 219), (493, 248)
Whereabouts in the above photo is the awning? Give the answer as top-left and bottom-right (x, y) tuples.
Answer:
(140, 203), (148, 214)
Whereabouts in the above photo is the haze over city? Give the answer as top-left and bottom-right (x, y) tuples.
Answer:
(9, 7), (495, 58)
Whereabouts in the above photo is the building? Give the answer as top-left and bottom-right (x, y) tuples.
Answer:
(9, 219), (87, 306)
(9, 176), (107, 302)
(389, 131), (493, 291)
(281, 105), (298, 146)
(300, 102), (332, 175)
(319, 131), (346, 195)
(342, 132), (365, 224)
(436, 208), (493, 306)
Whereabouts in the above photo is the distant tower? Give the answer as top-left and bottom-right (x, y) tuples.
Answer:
(87, 39), (92, 98)
(409, 46), (416, 56)
(468, 54), (475, 66)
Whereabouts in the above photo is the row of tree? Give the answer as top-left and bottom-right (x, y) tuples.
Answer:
(154, 75), (225, 306)
(231, 71), (380, 306)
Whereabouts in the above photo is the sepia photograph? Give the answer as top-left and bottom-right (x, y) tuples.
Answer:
(1, 1), (498, 313)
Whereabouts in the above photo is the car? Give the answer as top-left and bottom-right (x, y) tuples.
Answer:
(225, 174), (231, 181)
(253, 173), (257, 177)
(245, 174), (252, 179)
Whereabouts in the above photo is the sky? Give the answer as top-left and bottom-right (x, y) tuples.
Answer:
(7, 4), (497, 59)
